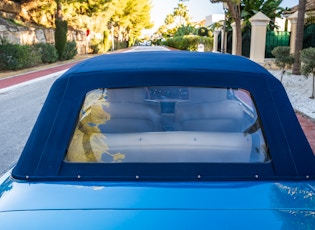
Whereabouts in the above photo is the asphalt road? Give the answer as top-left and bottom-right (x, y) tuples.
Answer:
(0, 74), (62, 175)
(0, 46), (170, 175)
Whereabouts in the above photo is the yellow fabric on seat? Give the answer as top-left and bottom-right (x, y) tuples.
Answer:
(67, 92), (125, 162)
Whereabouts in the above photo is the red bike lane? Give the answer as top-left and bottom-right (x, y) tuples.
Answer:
(1, 59), (315, 155)
(0, 62), (77, 89)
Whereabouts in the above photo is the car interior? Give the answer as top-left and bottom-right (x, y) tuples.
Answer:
(66, 86), (269, 164)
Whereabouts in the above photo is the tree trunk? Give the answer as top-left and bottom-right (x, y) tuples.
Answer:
(292, 0), (306, 75)
(56, 0), (63, 20)
(312, 76), (315, 99)
(226, 0), (242, 55)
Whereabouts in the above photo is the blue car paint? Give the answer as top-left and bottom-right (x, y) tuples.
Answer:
(0, 171), (315, 229)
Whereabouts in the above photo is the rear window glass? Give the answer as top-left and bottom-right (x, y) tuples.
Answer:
(66, 87), (269, 163)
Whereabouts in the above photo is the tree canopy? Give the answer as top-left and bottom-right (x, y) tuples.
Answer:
(156, 2), (192, 38)
(18, 0), (152, 44)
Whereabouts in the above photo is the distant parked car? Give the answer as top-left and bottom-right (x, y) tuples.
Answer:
(138, 40), (151, 46)
(1, 52), (315, 229)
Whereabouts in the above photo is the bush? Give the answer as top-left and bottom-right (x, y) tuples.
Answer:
(271, 46), (294, 82)
(34, 43), (58, 63)
(60, 40), (77, 60)
(300, 47), (315, 99)
(0, 43), (41, 70)
(164, 35), (213, 52)
(197, 27), (208, 37)
(89, 38), (103, 54)
(174, 25), (196, 37)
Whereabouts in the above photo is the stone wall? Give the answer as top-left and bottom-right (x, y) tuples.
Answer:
(0, 17), (87, 54)
(0, 0), (90, 55)
(0, 9), (87, 55)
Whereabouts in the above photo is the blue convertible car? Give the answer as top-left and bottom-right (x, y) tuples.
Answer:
(1, 51), (315, 229)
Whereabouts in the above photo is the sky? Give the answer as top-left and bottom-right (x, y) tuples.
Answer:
(147, 0), (299, 33)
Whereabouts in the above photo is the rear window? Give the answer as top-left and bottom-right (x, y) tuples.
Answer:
(66, 86), (269, 163)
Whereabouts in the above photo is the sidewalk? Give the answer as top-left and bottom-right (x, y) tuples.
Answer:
(1, 54), (315, 154)
(296, 113), (315, 154)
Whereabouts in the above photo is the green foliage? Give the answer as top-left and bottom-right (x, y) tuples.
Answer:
(103, 30), (112, 52)
(89, 36), (112, 54)
(60, 40), (77, 60)
(0, 43), (41, 70)
(110, 0), (153, 42)
(21, 0), (152, 47)
(0, 37), (10, 45)
(240, 0), (284, 30)
(89, 38), (102, 54)
(301, 48), (315, 77)
(271, 46), (294, 81)
(157, 2), (192, 38)
(34, 43), (58, 63)
(272, 46), (294, 70)
(173, 3), (191, 26)
(174, 25), (196, 37)
(198, 27), (209, 37)
(300, 47), (315, 99)
(271, 46), (294, 82)
(55, 19), (68, 59)
(164, 35), (213, 52)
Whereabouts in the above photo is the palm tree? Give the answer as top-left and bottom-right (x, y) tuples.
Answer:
(292, 0), (306, 75)
(241, 0), (284, 30)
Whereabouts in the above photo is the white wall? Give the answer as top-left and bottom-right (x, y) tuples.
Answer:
(205, 14), (225, 27)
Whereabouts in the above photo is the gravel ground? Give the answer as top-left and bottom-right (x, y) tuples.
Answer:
(269, 70), (315, 121)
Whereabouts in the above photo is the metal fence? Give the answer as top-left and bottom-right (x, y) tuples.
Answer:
(265, 31), (290, 58)
(303, 17), (315, 49)
(214, 18), (315, 57)
(242, 29), (251, 57)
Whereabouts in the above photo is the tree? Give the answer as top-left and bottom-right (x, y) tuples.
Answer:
(55, 0), (68, 59)
(56, 0), (63, 20)
(271, 46), (294, 82)
(64, 0), (116, 33)
(300, 47), (315, 99)
(210, 0), (242, 55)
(240, 0), (284, 30)
(174, 25), (196, 37)
(292, 0), (306, 75)
(109, 0), (152, 47)
(173, 3), (191, 26)
(18, 0), (152, 51)
(157, 2), (191, 38)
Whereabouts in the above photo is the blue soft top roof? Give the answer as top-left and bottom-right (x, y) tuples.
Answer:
(66, 51), (268, 75)
(12, 51), (315, 181)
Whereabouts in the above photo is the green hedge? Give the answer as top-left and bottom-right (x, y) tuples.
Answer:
(60, 40), (78, 60)
(0, 43), (41, 70)
(0, 40), (75, 70)
(34, 43), (58, 63)
(164, 35), (213, 52)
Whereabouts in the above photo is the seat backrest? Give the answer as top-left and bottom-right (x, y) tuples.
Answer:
(174, 88), (244, 132)
(101, 88), (161, 133)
